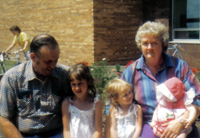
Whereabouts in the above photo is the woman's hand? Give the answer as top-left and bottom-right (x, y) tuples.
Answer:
(184, 119), (192, 129)
(161, 119), (184, 138)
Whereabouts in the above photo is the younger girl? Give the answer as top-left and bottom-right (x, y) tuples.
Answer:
(105, 79), (142, 138)
(150, 77), (196, 138)
(62, 63), (102, 138)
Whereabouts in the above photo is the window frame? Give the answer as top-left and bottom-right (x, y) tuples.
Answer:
(172, 0), (200, 43)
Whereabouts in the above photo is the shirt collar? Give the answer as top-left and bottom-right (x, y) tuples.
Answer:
(25, 60), (59, 82)
(136, 52), (174, 70)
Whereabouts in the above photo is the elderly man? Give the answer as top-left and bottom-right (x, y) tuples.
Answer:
(0, 34), (69, 138)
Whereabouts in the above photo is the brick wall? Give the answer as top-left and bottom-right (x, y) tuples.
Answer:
(93, 0), (143, 65)
(0, 0), (94, 66)
(1, 0), (198, 68)
(0, 0), (143, 66)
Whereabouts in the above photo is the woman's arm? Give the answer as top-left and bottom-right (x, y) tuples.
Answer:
(161, 104), (200, 138)
(184, 104), (197, 128)
(132, 104), (142, 138)
(93, 99), (102, 138)
(105, 105), (118, 138)
(62, 99), (71, 138)
(193, 104), (200, 118)
(161, 109), (189, 138)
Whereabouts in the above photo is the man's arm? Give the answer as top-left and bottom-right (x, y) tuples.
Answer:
(0, 116), (22, 138)
(0, 72), (21, 137)
(62, 99), (71, 138)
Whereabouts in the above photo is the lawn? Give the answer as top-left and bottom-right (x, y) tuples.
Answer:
(0, 60), (18, 74)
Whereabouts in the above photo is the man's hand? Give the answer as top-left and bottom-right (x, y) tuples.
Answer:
(161, 119), (184, 138)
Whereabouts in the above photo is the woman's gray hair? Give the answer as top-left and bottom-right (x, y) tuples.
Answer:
(135, 21), (169, 52)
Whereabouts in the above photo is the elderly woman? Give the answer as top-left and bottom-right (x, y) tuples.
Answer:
(121, 21), (200, 138)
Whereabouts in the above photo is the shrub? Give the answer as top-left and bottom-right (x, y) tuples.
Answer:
(89, 58), (120, 100)
(191, 68), (200, 82)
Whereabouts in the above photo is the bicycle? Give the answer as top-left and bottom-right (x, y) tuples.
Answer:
(1, 50), (27, 72)
(0, 52), (11, 80)
(6, 50), (28, 66)
(0, 52), (10, 74)
(0, 50), (28, 81)
(168, 43), (184, 59)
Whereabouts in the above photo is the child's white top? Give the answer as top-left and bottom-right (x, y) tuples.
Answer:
(115, 103), (138, 138)
(68, 95), (99, 138)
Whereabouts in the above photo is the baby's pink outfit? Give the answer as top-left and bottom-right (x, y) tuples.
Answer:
(154, 77), (195, 133)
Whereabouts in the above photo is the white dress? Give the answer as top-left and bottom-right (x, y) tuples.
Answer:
(115, 103), (138, 138)
(69, 95), (99, 138)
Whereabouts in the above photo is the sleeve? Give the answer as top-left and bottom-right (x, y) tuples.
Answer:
(181, 61), (200, 106)
(120, 63), (134, 84)
(0, 73), (17, 119)
(21, 32), (29, 42)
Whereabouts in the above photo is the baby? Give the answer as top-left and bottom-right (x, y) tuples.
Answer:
(150, 77), (196, 138)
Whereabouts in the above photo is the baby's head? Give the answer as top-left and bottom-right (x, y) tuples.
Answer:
(157, 77), (186, 102)
(105, 79), (133, 106)
(67, 63), (96, 98)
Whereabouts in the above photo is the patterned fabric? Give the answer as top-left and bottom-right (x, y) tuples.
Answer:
(121, 52), (200, 124)
(0, 60), (69, 135)
(13, 32), (31, 52)
(115, 103), (138, 138)
(68, 95), (99, 138)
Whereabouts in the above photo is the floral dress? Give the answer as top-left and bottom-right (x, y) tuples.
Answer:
(68, 95), (99, 138)
(115, 103), (138, 138)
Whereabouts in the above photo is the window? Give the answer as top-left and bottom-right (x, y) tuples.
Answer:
(172, 0), (200, 41)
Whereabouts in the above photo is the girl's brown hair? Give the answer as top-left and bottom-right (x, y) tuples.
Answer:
(67, 63), (96, 99)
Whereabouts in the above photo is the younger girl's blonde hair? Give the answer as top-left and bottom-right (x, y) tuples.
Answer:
(105, 78), (133, 106)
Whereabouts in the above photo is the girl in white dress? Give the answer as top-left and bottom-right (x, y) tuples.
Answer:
(150, 77), (197, 138)
(105, 79), (142, 138)
(62, 63), (102, 138)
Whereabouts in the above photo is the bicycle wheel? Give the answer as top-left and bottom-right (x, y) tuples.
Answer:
(0, 74), (3, 81)
(0, 62), (6, 74)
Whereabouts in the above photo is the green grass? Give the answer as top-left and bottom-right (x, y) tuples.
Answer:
(0, 60), (18, 74)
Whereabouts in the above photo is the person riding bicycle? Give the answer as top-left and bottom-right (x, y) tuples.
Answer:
(2, 25), (31, 60)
